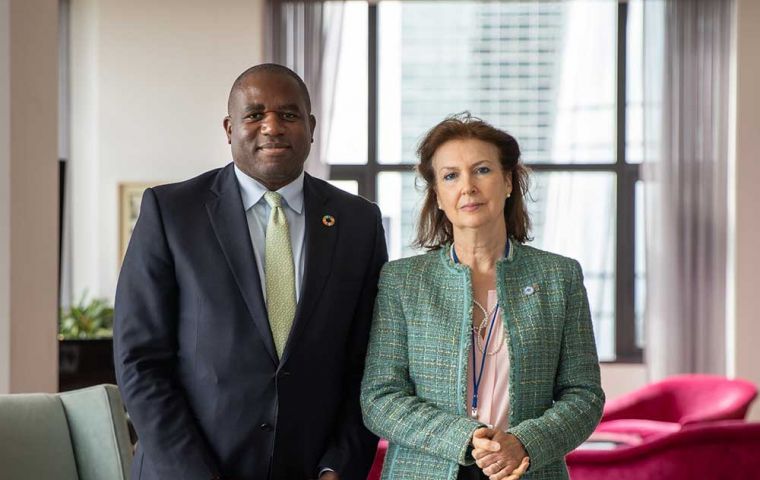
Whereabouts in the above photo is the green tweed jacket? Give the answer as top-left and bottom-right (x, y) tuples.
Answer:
(360, 240), (604, 480)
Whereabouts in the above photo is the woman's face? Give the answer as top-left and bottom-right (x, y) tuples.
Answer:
(431, 138), (512, 234)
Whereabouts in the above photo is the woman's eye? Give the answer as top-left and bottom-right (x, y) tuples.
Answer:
(442, 172), (456, 181)
(476, 166), (491, 174)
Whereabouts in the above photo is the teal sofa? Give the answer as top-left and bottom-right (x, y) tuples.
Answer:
(0, 384), (132, 479)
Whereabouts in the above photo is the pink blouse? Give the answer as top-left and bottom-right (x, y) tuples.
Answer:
(467, 289), (511, 431)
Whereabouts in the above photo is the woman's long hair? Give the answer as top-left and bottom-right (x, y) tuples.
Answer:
(414, 112), (532, 250)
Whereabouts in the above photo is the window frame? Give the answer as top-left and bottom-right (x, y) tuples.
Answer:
(329, 1), (642, 363)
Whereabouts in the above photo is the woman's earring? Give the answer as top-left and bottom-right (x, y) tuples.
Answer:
(506, 192), (511, 199)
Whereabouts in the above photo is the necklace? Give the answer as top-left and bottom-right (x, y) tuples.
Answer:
(472, 300), (504, 356)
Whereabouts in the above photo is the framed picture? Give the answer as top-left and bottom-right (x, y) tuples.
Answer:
(119, 182), (157, 263)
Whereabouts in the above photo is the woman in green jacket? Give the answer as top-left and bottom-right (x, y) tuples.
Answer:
(360, 113), (604, 480)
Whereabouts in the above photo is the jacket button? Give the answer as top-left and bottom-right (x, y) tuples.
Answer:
(259, 423), (273, 432)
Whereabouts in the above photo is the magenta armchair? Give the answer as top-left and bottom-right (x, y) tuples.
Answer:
(596, 374), (757, 441)
(567, 421), (760, 480)
(602, 374), (757, 425)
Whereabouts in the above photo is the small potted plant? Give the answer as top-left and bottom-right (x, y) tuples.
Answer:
(59, 294), (114, 340)
(58, 293), (117, 392)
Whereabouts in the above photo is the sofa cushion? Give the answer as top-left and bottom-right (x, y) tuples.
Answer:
(0, 393), (79, 480)
(59, 384), (132, 480)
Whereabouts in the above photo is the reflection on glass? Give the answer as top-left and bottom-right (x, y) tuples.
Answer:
(378, 1), (616, 165)
(377, 172), (424, 260)
(327, 180), (359, 196)
(528, 172), (617, 361)
(322, 2), (368, 165)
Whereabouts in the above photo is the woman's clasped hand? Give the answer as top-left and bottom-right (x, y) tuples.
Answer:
(471, 428), (530, 480)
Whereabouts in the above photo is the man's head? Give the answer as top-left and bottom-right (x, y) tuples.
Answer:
(224, 64), (316, 191)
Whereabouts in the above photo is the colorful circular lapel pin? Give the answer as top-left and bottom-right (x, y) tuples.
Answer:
(322, 214), (336, 227)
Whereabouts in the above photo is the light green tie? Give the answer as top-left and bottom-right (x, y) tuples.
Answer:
(264, 191), (296, 358)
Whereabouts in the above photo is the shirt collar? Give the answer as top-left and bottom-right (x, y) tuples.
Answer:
(234, 165), (305, 214)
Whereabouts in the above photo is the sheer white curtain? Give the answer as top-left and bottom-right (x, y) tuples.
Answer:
(641, 0), (734, 380)
(265, 0), (345, 179)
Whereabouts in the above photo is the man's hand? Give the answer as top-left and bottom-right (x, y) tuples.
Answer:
(318, 471), (339, 480)
(471, 428), (529, 480)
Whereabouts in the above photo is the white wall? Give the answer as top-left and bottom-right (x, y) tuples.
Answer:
(70, 0), (265, 302)
(732, 0), (760, 421)
(0, 0), (11, 394)
(600, 363), (647, 401)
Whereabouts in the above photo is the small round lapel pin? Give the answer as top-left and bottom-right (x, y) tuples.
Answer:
(523, 284), (538, 296)
(322, 214), (336, 227)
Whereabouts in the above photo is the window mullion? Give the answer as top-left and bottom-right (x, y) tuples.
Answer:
(614, 0), (640, 362)
(366, 3), (379, 202)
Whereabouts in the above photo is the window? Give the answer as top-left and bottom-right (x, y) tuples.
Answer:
(326, 1), (642, 363)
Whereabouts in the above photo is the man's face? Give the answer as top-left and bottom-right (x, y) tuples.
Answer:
(224, 71), (316, 190)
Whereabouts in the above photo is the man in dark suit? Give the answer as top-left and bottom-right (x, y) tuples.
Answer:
(114, 64), (387, 480)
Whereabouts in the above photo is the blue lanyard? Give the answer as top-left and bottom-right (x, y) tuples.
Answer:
(470, 305), (499, 418)
(451, 241), (509, 418)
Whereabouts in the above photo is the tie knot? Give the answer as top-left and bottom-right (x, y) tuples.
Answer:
(264, 191), (283, 208)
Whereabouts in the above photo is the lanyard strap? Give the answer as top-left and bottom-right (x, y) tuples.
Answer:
(450, 241), (509, 418)
(471, 305), (499, 415)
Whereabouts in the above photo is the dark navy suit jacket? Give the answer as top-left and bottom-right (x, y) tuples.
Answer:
(114, 163), (387, 480)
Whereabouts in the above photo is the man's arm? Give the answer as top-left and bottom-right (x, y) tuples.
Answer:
(317, 204), (388, 479)
(114, 188), (222, 480)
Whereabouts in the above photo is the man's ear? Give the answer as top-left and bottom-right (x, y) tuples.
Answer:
(309, 114), (317, 142)
(223, 116), (232, 144)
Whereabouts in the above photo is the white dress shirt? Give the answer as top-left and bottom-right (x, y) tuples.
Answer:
(234, 165), (306, 301)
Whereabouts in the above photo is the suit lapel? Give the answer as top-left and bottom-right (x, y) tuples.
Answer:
(206, 164), (278, 365)
(280, 174), (337, 365)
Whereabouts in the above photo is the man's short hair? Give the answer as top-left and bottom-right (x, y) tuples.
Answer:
(227, 63), (312, 114)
